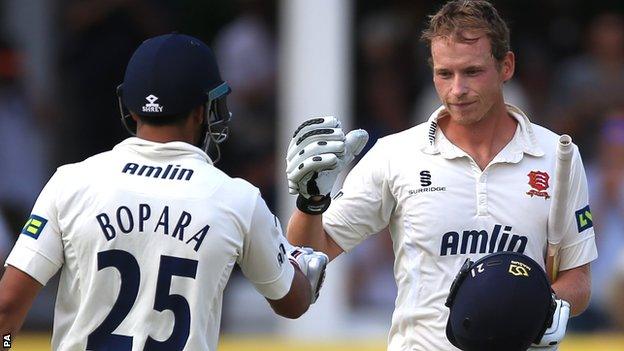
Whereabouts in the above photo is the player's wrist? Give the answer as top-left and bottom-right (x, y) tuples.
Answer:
(296, 194), (331, 215)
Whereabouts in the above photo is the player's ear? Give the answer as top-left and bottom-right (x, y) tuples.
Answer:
(501, 51), (515, 82)
(193, 105), (205, 124)
(187, 104), (204, 127)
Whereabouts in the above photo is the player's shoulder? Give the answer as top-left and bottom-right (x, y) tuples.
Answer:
(219, 175), (260, 198)
(206, 168), (263, 208)
(209, 174), (268, 227)
(530, 122), (560, 143)
(55, 149), (118, 179)
(529, 122), (579, 156)
(371, 122), (429, 153)
(37, 151), (116, 199)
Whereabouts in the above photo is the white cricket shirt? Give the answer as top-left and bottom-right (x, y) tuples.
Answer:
(6, 137), (294, 351)
(324, 105), (598, 351)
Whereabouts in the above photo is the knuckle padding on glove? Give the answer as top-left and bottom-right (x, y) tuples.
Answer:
(287, 141), (345, 173)
(287, 118), (369, 202)
(292, 118), (326, 138)
(292, 117), (340, 142)
(287, 129), (345, 161)
(296, 128), (337, 145)
(288, 154), (338, 183)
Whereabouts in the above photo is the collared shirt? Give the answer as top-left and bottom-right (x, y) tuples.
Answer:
(323, 105), (598, 351)
(6, 137), (294, 351)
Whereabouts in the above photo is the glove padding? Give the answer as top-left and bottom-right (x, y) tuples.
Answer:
(529, 298), (570, 349)
(288, 247), (329, 304)
(286, 116), (368, 199)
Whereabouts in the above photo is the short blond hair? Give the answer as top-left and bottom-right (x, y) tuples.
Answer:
(421, 0), (511, 62)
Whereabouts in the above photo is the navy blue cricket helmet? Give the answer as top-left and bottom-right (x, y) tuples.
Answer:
(445, 252), (556, 351)
(116, 33), (232, 161)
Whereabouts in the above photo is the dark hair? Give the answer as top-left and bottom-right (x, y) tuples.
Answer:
(421, 0), (511, 62)
(136, 110), (192, 126)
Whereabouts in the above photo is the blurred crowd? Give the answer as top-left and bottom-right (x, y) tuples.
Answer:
(1, 0), (623, 335)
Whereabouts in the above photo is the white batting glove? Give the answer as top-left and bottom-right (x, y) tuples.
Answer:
(529, 298), (570, 349)
(286, 116), (368, 214)
(288, 247), (329, 304)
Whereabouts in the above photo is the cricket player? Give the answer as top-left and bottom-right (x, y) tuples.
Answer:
(0, 33), (327, 351)
(286, 1), (597, 350)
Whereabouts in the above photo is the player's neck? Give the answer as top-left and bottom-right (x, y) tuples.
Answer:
(440, 103), (517, 170)
(136, 124), (198, 145)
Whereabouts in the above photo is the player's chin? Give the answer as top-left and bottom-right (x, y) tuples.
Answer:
(450, 112), (480, 125)
(446, 105), (475, 122)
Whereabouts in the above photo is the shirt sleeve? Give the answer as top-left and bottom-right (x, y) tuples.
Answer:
(5, 169), (65, 285)
(323, 140), (395, 252)
(555, 146), (598, 271)
(237, 193), (295, 300)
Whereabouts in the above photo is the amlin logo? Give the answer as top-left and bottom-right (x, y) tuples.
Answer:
(142, 94), (164, 112)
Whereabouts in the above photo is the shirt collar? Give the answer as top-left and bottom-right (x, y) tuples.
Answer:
(421, 103), (544, 162)
(114, 137), (213, 165)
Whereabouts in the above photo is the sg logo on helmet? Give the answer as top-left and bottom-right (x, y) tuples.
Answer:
(509, 263), (530, 277)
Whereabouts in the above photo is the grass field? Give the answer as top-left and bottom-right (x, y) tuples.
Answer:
(8, 333), (624, 350)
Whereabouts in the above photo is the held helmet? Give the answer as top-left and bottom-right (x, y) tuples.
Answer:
(445, 252), (556, 351)
(116, 33), (232, 162)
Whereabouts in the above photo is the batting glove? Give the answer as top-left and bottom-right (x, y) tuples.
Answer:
(529, 298), (570, 349)
(288, 247), (329, 304)
(286, 116), (368, 214)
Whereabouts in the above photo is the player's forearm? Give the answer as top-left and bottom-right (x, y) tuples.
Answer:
(0, 267), (43, 338)
(0, 308), (22, 341)
(287, 210), (343, 261)
(266, 263), (311, 319)
(0, 294), (29, 340)
(552, 264), (591, 316)
(287, 209), (327, 251)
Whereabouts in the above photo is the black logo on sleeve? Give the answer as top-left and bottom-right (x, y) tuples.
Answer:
(3, 333), (11, 348)
(333, 190), (344, 200)
(277, 243), (287, 266)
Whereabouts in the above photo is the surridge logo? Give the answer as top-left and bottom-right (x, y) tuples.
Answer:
(142, 94), (164, 113)
(420, 170), (432, 187)
(409, 170), (446, 195)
